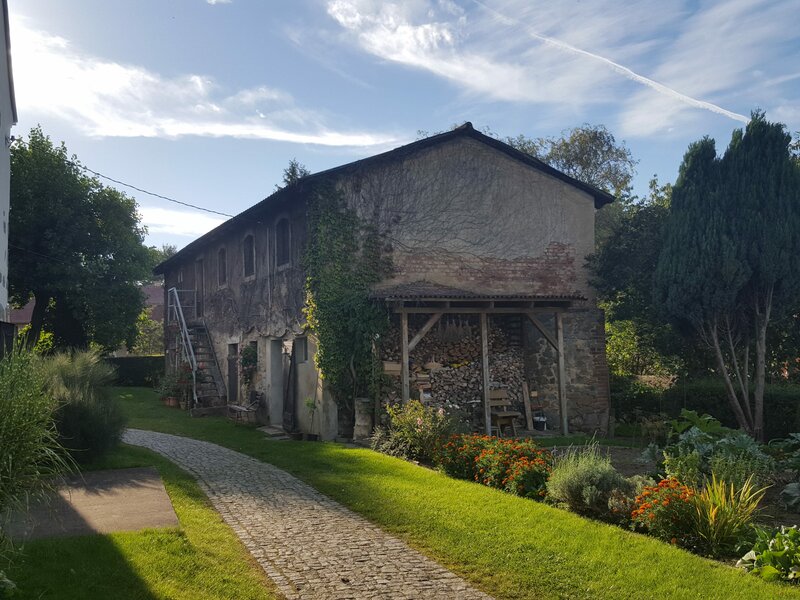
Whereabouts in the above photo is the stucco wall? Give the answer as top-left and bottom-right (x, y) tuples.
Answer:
(339, 136), (597, 299)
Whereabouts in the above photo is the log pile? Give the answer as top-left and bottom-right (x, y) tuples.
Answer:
(380, 315), (527, 430)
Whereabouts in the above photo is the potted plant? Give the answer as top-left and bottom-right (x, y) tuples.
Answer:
(303, 396), (319, 441)
(157, 371), (180, 407)
(176, 364), (193, 409)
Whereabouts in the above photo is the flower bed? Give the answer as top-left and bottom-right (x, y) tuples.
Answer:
(435, 434), (552, 499)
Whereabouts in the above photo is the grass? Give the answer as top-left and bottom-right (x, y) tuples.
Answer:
(114, 387), (800, 600)
(6, 443), (278, 599)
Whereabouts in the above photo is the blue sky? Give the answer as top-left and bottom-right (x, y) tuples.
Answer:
(8, 0), (799, 249)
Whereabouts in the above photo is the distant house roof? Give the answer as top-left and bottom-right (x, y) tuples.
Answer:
(370, 280), (586, 302)
(154, 123), (615, 276)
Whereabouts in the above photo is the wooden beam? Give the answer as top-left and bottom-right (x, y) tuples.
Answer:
(408, 312), (442, 352)
(480, 313), (491, 435)
(525, 312), (559, 351)
(556, 311), (568, 435)
(401, 311), (410, 404)
(396, 307), (567, 314)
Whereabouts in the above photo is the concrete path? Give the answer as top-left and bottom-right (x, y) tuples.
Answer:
(123, 429), (491, 600)
(6, 467), (178, 540)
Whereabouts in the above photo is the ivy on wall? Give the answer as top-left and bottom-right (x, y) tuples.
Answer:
(303, 183), (392, 410)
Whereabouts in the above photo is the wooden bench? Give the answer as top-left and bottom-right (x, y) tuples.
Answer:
(489, 389), (522, 437)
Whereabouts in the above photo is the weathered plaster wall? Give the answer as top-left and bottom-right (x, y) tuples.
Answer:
(339, 136), (597, 299)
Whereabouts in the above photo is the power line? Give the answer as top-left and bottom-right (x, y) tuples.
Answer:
(70, 161), (235, 218)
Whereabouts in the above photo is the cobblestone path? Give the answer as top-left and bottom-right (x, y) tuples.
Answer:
(123, 429), (492, 600)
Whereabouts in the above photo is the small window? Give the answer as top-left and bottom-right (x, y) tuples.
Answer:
(276, 218), (290, 267)
(177, 268), (184, 285)
(243, 234), (255, 277)
(218, 247), (227, 286)
(295, 337), (308, 363)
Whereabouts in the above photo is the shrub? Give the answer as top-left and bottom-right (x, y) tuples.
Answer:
(434, 435), (552, 499)
(0, 351), (70, 515)
(661, 411), (775, 488)
(42, 350), (126, 464)
(692, 474), (766, 558)
(546, 442), (632, 519)
(371, 400), (457, 463)
(631, 478), (697, 548)
(106, 355), (164, 387)
(738, 526), (800, 582)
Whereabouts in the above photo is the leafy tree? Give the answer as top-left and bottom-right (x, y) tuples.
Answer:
(506, 124), (637, 196)
(129, 307), (163, 355)
(10, 127), (152, 351)
(654, 112), (800, 439)
(277, 158), (310, 189)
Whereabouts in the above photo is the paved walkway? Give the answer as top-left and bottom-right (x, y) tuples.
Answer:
(123, 429), (492, 600)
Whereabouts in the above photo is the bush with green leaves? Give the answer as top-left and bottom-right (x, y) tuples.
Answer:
(660, 410), (774, 488)
(738, 526), (800, 582)
(371, 400), (458, 463)
(546, 442), (633, 520)
(41, 350), (125, 464)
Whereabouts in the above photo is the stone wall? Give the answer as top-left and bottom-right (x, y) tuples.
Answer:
(524, 307), (609, 434)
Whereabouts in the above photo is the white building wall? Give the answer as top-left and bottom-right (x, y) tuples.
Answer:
(0, 1), (15, 322)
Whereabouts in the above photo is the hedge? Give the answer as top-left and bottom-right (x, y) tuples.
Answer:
(612, 376), (800, 440)
(107, 355), (164, 387)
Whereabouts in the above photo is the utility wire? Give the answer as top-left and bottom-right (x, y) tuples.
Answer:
(69, 161), (234, 218)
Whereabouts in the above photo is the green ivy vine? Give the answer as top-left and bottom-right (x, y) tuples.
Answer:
(303, 183), (391, 410)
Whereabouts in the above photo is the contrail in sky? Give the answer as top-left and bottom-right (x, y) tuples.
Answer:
(473, 0), (749, 124)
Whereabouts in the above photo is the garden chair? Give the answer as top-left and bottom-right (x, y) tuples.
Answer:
(489, 388), (521, 437)
(228, 391), (263, 423)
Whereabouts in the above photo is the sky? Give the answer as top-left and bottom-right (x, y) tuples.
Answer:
(8, 0), (800, 249)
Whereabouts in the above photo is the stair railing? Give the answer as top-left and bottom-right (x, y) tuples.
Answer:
(167, 287), (198, 409)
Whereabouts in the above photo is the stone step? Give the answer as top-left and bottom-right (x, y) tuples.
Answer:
(257, 426), (288, 439)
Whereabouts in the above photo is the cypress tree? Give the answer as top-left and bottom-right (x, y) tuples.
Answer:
(654, 112), (800, 439)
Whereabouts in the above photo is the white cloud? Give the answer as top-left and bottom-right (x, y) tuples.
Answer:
(207, 0), (232, 5)
(327, 0), (798, 136)
(140, 206), (226, 238)
(11, 17), (396, 147)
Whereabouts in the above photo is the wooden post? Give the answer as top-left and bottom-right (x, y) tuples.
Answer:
(522, 380), (534, 431)
(401, 311), (410, 404)
(480, 312), (491, 435)
(556, 311), (568, 435)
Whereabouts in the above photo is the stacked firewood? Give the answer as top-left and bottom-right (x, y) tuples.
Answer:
(380, 316), (527, 428)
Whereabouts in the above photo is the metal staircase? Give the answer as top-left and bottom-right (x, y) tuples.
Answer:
(167, 287), (227, 414)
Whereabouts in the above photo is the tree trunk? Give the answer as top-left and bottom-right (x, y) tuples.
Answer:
(753, 292), (772, 442)
(709, 325), (753, 434)
(25, 291), (49, 351)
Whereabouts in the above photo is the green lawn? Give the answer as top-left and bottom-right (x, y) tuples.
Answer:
(6, 444), (278, 600)
(114, 386), (800, 600)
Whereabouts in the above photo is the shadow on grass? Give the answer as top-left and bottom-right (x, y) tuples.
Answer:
(6, 493), (160, 600)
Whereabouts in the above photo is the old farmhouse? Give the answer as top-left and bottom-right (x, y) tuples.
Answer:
(154, 123), (614, 440)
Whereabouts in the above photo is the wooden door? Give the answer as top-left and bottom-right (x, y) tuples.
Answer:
(282, 341), (296, 432)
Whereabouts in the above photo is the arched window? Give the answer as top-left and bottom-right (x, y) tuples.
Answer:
(218, 247), (227, 286)
(276, 218), (290, 267)
(243, 234), (255, 277)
